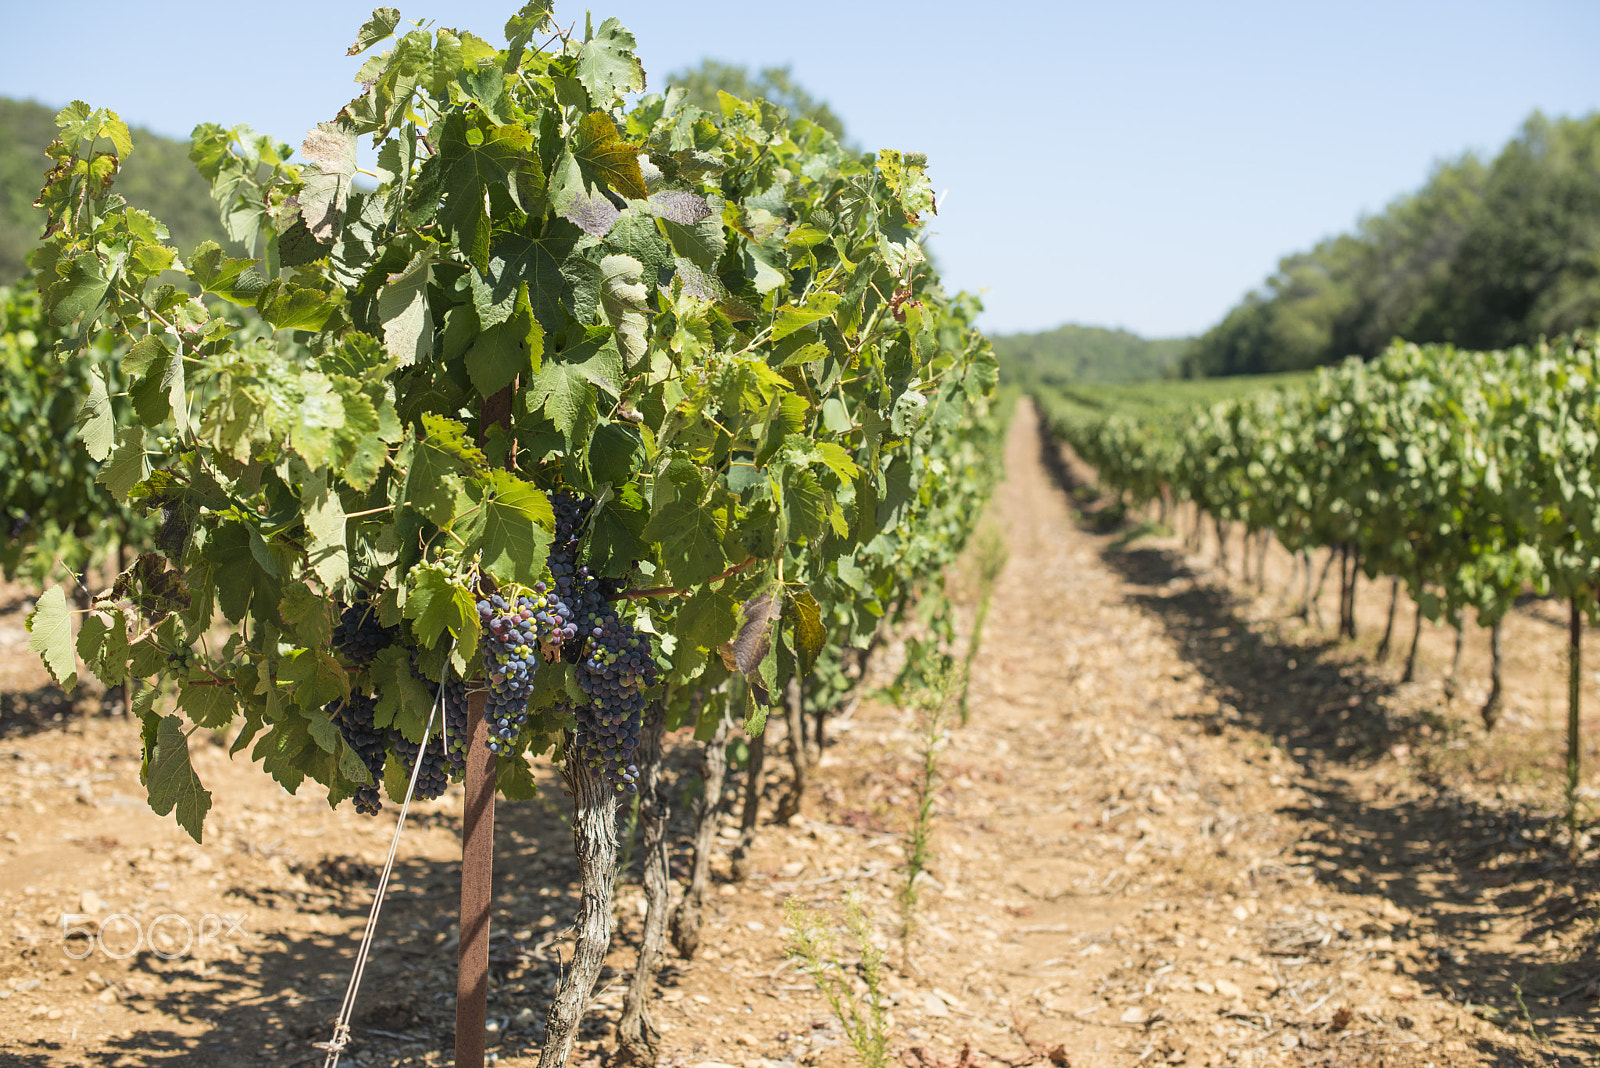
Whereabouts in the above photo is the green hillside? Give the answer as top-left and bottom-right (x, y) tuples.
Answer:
(991, 323), (1190, 386)
(0, 97), (231, 283)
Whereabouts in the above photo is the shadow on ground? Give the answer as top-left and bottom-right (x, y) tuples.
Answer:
(2, 731), (717, 1068)
(1037, 418), (1600, 1066)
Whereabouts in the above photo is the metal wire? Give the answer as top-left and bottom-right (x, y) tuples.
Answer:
(316, 642), (456, 1068)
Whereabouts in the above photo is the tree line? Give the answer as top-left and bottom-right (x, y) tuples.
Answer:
(1183, 111), (1600, 378)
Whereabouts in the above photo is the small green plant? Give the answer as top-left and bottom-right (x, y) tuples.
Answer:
(1511, 980), (1548, 1045)
(960, 520), (1008, 724)
(901, 666), (955, 949)
(785, 893), (892, 1068)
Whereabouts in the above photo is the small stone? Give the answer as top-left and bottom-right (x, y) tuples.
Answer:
(923, 992), (949, 1017)
(746, 920), (766, 932)
(1230, 906), (1249, 921)
(79, 890), (108, 915)
(1214, 979), (1242, 999)
(1120, 1006), (1150, 1024)
(514, 1007), (538, 1025)
(1192, 980), (1215, 995)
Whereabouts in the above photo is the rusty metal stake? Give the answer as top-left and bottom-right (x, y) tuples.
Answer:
(455, 689), (495, 1067)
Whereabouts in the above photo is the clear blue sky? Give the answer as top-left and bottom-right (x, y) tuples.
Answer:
(3, 1), (1597, 338)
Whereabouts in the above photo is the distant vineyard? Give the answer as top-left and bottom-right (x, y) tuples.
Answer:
(1036, 332), (1600, 812)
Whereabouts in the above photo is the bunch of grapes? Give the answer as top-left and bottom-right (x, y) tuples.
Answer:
(573, 609), (657, 793)
(438, 676), (469, 778)
(332, 597), (396, 667)
(390, 728), (452, 801)
(477, 593), (547, 755)
(330, 693), (386, 815)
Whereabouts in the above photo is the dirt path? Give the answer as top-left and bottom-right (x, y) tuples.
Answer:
(2, 401), (1597, 1067)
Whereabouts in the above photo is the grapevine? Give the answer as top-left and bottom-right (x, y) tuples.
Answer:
(17, 4), (1002, 1062)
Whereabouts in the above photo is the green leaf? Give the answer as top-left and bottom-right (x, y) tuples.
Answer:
(282, 648), (350, 711)
(77, 371), (114, 462)
(256, 280), (335, 332)
(465, 282), (543, 397)
(660, 195), (727, 271)
(302, 468), (348, 591)
(127, 336), (183, 428)
(891, 390), (928, 436)
(41, 251), (110, 333)
(370, 646), (434, 741)
(436, 114), (540, 270)
(146, 715), (212, 842)
(278, 583), (334, 650)
(77, 610), (128, 685)
(527, 359), (597, 449)
(679, 583), (739, 653)
(347, 7), (401, 54)
(570, 111), (647, 201)
(495, 753), (541, 801)
(26, 587), (76, 689)
(405, 566), (481, 649)
(772, 293), (841, 342)
(98, 426), (150, 501)
(299, 120), (357, 241)
(574, 18), (646, 105)
(178, 683), (239, 730)
(378, 248), (434, 366)
(188, 242), (267, 305)
(463, 470), (554, 587)
(599, 253), (648, 367)
(505, 1), (555, 54)
(787, 588), (825, 676)
(643, 495), (729, 586)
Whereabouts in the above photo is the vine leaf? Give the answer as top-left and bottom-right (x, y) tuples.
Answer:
(786, 588), (825, 676)
(574, 18), (646, 105)
(772, 293), (840, 342)
(646, 190), (711, 225)
(370, 647), (434, 740)
(145, 714), (212, 843)
(406, 566), (481, 650)
(378, 248), (433, 367)
(188, 242), (266, 306)
(347, 7), (401, 55)
(76, 371), (113, 461)
(461, 470), (554, 588)
(599, 253), (648, 367)
(505, 1), (556, 56)
(77, 610), (128, 685)
(643, 494), (728, 586)
(465, 281), (543, 397)
(25, 587), (75, 689)
(299, 121), (357, 241)
(436, 114), (540, 271)
(570, 111), (647, 201)
(719, 586), (782, 709)
(179, 682), (239, 730)
(302, 468), (348, 591)
(282, 648), (350, 711)
(99, 426), (150, 500)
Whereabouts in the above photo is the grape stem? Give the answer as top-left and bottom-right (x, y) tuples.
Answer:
(618, 558), (757, 600)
